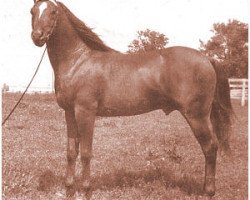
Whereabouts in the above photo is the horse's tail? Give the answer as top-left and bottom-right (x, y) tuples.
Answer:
(210, 59), (233, 154)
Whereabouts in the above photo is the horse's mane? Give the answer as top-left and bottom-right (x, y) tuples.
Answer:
(58, 2), (116, 52)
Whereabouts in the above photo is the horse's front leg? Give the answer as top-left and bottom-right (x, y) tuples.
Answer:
(75, 102), (97, 189)
(65, 110), (79, 187)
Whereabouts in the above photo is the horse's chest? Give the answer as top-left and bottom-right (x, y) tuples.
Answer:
(55, 91), (69, 109)
(55, 81), (74, 110)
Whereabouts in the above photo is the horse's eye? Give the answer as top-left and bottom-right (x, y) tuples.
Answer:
(51, 10), (57, 15)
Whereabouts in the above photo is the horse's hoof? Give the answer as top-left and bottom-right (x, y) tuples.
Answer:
(204, 185), (215, 197)
(65, 176), (74, 187)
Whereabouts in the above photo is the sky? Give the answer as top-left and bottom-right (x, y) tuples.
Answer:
(0, 0), (248, 90)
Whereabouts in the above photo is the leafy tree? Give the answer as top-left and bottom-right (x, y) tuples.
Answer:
(128, 29), (169, 53)
(199, 20), (248, 78)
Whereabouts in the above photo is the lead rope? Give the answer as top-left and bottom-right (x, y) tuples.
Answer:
(2, 46), (47, 126)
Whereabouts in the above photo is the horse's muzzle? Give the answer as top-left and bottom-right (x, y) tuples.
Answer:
(32, 30), (47, 47)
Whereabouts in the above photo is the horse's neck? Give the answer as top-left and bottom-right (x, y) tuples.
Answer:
(46, 12), (90, 74)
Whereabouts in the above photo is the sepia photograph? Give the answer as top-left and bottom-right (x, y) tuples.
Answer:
(1, 0), (248, 199)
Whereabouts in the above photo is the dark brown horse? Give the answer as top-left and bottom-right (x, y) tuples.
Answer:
(31, 0), (232, 196)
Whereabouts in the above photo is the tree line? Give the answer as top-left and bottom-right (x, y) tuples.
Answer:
(127, 20), (248, 78)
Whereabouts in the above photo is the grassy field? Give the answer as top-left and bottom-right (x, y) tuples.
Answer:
(2, 93), (248, 200)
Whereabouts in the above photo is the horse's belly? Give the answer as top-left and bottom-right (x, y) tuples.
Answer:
(97, 98), (157, 116)
(97, 69), (166, 116)
(97, 91), (166, 116)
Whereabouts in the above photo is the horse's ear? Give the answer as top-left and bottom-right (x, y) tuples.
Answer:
(33, 0), (58, 5)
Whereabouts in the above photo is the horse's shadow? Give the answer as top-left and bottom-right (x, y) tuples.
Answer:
(38, 167), (204, 197)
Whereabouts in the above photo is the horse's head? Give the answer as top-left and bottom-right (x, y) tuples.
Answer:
(31, 0), (59, 47)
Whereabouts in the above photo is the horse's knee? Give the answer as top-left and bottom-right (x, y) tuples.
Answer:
(206, 138), (218, 153)
(211, 139), (218, 151)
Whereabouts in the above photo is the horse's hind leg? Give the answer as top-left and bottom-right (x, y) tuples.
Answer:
(182, 112), (218, 196)
(65, 110), (80, 187)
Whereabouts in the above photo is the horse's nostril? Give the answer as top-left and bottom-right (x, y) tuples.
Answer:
(32, 30), (43, 39)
